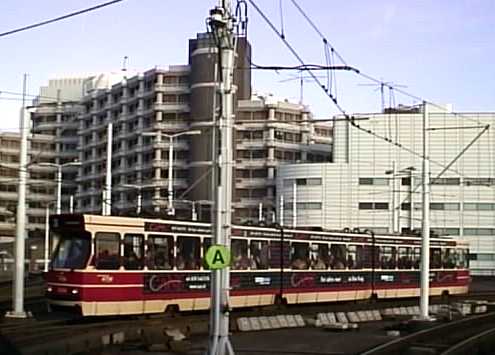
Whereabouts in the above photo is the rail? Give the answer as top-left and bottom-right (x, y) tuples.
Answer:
(360, 312), (495, 355)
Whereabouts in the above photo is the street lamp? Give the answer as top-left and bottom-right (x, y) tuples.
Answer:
(122, 183), (162, 215)
(142, 129), (201, 216)
(37, 161), (82, 214)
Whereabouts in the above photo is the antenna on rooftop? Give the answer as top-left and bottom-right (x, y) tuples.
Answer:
(122, 56), (128, 75)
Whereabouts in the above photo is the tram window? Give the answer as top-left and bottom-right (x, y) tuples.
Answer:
(147, 235), (173, 270)
(330, 244), (346, 269)
(269, 241), (290, 268)
(177, 237), (200, 270)
(123, 234), (144, 270)
(310, 244), (329, 270)
(347, 245), (357, 269)
(430, 248), (442, 269)
(95, 232), (120, 270)
(250, 240), (269, 269)
(291, 242), (309, 269)
(380, 246), (397, 269)
(412, 248), (421, 269)
(458, 249), (468, 268)
(362, 246), (377, 269)
(398, 247), (412, 269)
(203, 238), (211, 269)
(232, 239), (250, 270)
(442, 248), (456, 269)
(346, 245), (363, 269)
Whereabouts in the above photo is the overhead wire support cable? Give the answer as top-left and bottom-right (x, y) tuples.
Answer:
(247, 0), (351, 116)
(249, 0), (491, 180)
(289, 0), (488, 128)
(290, 0), (348, 66)
(0, 0), (125, 38)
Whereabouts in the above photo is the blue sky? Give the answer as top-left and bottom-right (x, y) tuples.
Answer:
(0, 0), (494, 131)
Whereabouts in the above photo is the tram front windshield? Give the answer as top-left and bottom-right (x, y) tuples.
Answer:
(51, 230), (91, 269)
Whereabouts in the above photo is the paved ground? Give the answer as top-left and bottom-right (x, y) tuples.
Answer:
(101, 321), (399, 355)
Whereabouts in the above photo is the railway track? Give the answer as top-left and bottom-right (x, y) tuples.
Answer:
(1, 283), (494, 355)
(360, 312), (495, 355)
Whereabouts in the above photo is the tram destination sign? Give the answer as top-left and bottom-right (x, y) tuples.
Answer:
(144, 222), (210, 235)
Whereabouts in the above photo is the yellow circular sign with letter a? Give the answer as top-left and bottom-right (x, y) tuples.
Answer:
(205, 245), (231, 270)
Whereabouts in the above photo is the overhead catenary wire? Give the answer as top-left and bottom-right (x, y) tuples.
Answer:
(0, 0), (125, 38)
(288, 0), (487, 128)
(247, 0), (491, 183)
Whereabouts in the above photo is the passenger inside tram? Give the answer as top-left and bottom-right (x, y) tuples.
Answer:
(291, 243), (309, 270)
(330, 245), (346, 269)
(250, 241), (269, 269)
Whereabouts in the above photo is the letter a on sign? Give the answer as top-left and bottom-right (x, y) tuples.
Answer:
(205, 245), (231, 270)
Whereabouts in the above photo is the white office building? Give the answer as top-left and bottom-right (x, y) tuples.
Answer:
(276, 104), (495, 275)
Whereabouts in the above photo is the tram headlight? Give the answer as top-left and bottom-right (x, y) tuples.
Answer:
(46, 287), (53, 293)
(71, 289), (79, 295)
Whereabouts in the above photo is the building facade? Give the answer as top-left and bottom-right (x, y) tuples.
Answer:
(276, 105), (495, 275)
(72, 33), (332, 222)
(0, 132), (56, 250)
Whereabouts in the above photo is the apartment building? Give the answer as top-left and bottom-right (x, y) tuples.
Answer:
(77, 66), (193, 215)
(72, 32), (332, 222)
(0, 132), (56, 241)
(234, 97), (331, 222)
(276, 104), (495, 275)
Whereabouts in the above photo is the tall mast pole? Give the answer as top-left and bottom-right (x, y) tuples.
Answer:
(7, 73), (29, 318)
(208, 1), (236, 354)
(419, 101), (431, 320)
(103, 122), (112, 215)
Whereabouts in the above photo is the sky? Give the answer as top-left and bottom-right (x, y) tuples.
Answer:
(0, 0), (494, 132)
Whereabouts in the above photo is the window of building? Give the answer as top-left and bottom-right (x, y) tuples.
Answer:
(359, 202), (389, 210)
(295, 202), (322, 210)
(464, 203), (495, 211)
(463, 178), (495, 186)
(431, 178), (460, 185)
(359, 178), (389, 186)
(430, 203), (460, 211)
(463, 228), (495, 236)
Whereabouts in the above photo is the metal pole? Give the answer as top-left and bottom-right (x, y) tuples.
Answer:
(137, 188), (142, 215)
(292, 181), (297, 228)
(167, 136), (174, 215)
(391, 161), (400, 233)
(56, 166), (62, 214)
(420, 101), (431, 320)
(7, 73), (29, 318)
(69, 195), (74, 213)
(280, 195), (284, 226)
(104, 122), (113, 216)
(44, 206), (50, 272)
(191, 201), (197, 221)
(409, 170), (414, 231)
(208, 1), (235, 353)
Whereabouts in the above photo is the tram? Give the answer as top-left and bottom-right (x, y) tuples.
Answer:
(45, 214), (470, 316)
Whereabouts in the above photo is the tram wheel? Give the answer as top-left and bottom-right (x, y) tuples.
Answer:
(165, 304), (180, 317)
(440, 290), (450, 304)
(274, 294), (287, 307)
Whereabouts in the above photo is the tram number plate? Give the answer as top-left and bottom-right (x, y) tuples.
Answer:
(57, 287), (68, 294)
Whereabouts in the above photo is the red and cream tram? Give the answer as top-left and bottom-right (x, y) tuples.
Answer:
(46, 214), (470, 316)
